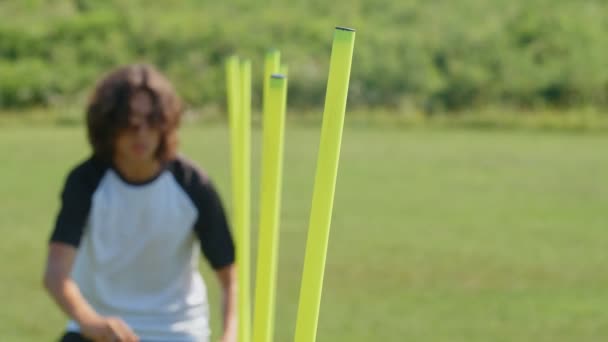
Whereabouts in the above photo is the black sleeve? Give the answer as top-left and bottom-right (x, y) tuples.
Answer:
(50, 158), (105, 247)
(169, 158), (235, 270)
(193, 179), (236, 270)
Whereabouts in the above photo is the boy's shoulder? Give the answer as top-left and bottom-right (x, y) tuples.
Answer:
(167, 155), (211, 187)
(63, 156), (109, 190)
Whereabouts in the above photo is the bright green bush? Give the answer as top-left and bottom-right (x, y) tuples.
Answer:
(1, 0), (607, 113)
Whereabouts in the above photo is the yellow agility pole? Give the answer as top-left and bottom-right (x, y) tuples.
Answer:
(263, 49), (281, 120)
(252, 48), (282, 342)
(294, 27), (356, 342)
(226, 55), (241, 217)
(235, 59), (252, 342)
(252, 74), (288, 342)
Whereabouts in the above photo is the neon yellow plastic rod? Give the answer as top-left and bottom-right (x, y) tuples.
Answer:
(237, 59), (252, 342)
(263, 49), (281, 121)
(252, 74), (288, 342)
(226, 55), (241, 219)
(294, 27), (356, 342)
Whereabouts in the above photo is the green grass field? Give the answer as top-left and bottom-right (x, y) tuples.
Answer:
(1, 123), (607, 341)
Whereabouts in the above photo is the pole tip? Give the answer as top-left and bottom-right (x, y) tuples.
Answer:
(336, 26), (355, 32)
(271, 74), (286, 79)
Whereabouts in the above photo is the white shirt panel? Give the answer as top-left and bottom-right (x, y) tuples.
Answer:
(68, 169), (210, 341)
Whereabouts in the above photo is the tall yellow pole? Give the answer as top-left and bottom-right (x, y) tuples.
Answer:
(252, 73), (288, 342)
(236, 59), (252, 342)
(294, 27), (356, 342)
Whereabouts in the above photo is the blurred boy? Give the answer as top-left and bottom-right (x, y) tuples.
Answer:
(43, 64), (237, 342)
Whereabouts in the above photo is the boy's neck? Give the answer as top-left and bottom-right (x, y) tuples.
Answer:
(112, 157), (162, 183)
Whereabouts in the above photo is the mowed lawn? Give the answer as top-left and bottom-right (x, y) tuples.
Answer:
(1, 123), (607, 341)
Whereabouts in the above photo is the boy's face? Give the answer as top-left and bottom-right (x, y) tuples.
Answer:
(114, 91), (161, 164)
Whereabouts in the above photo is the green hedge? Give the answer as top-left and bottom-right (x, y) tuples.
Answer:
(1, 0), (608, 113)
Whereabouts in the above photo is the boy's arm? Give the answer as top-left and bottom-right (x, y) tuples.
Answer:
(44, 242), (139, 342)
(216, 263), (237, 342)
(44, 242), (99, 325)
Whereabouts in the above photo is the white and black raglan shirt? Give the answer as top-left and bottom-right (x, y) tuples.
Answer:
(50, 157), (235, 342)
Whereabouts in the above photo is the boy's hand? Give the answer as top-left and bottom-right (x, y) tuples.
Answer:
(80, 316), (139, 342)
(219, 331), (237, 342)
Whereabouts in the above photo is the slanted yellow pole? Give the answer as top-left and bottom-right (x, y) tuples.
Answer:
(294, 27), (356, 342)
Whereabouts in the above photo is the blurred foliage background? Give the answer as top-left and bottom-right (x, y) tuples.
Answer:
(1, 0), (608, 115)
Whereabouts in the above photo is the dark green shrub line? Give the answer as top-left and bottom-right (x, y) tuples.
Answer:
(1, 0), (608, 113)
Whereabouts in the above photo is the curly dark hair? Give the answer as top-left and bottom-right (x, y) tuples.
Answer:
(86, 64), (183, 163)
